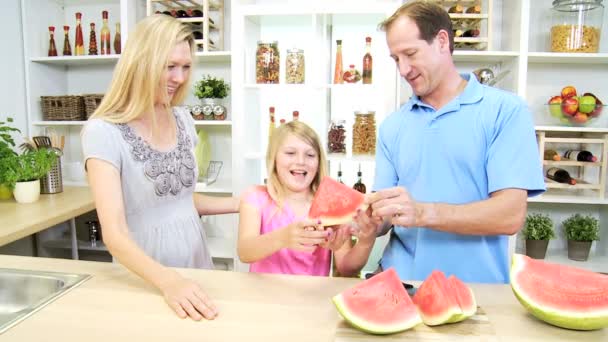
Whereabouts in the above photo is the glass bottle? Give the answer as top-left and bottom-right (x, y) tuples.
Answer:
(327, 119), (346, 154)
(333, 40), (344, 84)
(74, 12), (85, 56)
(362, 37), (372, 84)
(543, 149), (561, 161)
(268, 106), (276, 143)
(48, 26), (58, 57)
(113, 22), (121, 54)
(256, 41), (280, 84)
(337, 163), (344, 184)
(62, 26), (72, 56)
(285, 48), (305, 84)
(88, 23), (98, 55)
(564, 150), (598, 162)
(100, 11), (111, 55)
(546, 167), (577, 185)
(352, 111), (376, 155)
(279, 118), (286, 125)
(550, 0), (604, 53)
(292, 111), (299, 121)
(353, 164), (367, 194)
(466, 4), (482, 14)
(448, 3), (465, 13)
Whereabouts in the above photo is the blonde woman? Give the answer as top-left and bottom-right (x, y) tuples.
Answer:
(238, 121), (378, 276)
(81, 15), (238, 320)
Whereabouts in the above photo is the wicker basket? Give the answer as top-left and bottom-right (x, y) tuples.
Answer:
(41, 95), (85, 121)
(83, 94), (104, 118)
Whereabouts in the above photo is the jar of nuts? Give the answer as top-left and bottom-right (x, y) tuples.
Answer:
(327, 119), (346, 154)
(285, 48), (305, 84)
(352, 111), (376, 156)
(550, 0), (604, 53)
(256, 41), (280, 83)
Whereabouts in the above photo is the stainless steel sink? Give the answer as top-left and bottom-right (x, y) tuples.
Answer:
(0, 268), (91, 334)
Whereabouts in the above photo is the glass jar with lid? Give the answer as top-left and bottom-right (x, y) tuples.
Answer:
(256, 41), (280, 83)
(352, 111), (376, 155)
(550, 0), (604, 53)
(285, 48), (305, 84)
(327, 119), (346, 154)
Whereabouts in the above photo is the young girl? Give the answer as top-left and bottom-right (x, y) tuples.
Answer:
(238, 121), (379, 276)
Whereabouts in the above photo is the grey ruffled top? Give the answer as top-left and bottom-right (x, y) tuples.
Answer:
(81, 106), (214, 269)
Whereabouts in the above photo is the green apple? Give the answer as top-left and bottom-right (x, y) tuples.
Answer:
(579, 95), (597, 114)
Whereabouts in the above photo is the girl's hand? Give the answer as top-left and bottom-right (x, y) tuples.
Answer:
(319, 224), (353, 251)
(283, 219), (328, 252)
(350, 207), (383, 244)
(160, 274), (218, 321)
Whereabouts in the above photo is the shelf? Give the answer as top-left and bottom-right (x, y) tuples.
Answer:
(544, 177), (601, 190)
(449, 14), (488, 19)
(193, 120), (232, 126)
(194, 51), (231, 62)
(528, 192), (608, 205)
(454, 37), (488, 43)
(30, 55), (120, 66)
(544, 137), (605, 144)
(240, 3), (396, 16)
(43, 238), (108, 252)
(535, 125), (608, 133)
(527, 52), (608, 65)
(543, 160), (601, 167)
(244, 84), (326, 91)
(32, 121), (87, 126)
(453, 51), (519, 63)
(207, 236), (234, 259)
(195, 178), (232, 193)
(327, 154), (376, 163)
(544, 251), (607, 274)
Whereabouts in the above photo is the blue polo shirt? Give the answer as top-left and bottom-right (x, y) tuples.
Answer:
(373, 73), (545, 284)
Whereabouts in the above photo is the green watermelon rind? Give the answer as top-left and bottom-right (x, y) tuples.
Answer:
(332, 294), (422, 335)
(510, 254), (608, 331)
(446, 277), (477, 323)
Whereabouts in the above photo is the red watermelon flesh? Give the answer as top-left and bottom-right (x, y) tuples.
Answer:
(510, 254), (608, 330)
(309, 176), (367, 226)
(332, 268), (422, 334)
(447, 275), (477, 323)
(412, 270), (463, 326)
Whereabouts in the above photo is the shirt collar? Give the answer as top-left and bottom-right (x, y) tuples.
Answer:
(403, 73), (484, 112)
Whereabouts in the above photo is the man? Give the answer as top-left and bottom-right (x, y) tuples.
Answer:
(363, 1), (545, 283)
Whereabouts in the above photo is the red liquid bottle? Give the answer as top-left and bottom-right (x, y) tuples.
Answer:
(48, 26), (58, 56)
(100, 11), (111, 55)
(74, 12), (85, 56)
(362, 37), (373, 84)
(62, 26), (72, 56)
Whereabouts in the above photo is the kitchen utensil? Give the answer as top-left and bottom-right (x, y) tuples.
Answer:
(473, 67), (495, 85)
(32, 136), (52, 149)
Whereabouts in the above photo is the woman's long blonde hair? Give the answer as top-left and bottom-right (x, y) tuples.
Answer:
(266, 121), (328, 209)
(90, 14), (194, 123)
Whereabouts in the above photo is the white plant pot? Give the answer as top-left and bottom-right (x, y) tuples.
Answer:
(13, 180), (41, 204)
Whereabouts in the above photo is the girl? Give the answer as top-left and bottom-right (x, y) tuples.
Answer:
(238, 121), (379, 276)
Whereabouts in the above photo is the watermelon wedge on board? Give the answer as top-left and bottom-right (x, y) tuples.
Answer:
(510, 254), (608, 331)
(412, 270), (463, 326)
(446, 275), (477, 323)
(332, 268), (422, 334)
(309, 176), (367, 226)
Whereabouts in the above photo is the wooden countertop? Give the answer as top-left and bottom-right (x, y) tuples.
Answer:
(0, 256), (605, 341)
(0, 186), (94, 246)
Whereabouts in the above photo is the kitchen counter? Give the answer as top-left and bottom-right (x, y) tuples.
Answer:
(0, 186), (94, 246)
(1, 255), (605, 341)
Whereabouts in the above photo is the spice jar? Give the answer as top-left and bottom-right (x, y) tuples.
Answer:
(327, 119), (346, 154)
(352, 111), (376, 155)
(285, 48), (305, 84)
(256, 41), (280, 84)
(550, 0), (604, 53)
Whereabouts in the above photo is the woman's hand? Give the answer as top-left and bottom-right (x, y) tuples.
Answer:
(282, 219), (328, 252)
(160, 274), (218, 321)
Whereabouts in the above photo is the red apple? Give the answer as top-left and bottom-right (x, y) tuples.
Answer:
(561, 86), (577, 99)
(572, 112), (589, 124)
(561, 96), (579, 116)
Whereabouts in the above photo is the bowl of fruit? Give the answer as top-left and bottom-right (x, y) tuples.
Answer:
(547, 86), (605, 126)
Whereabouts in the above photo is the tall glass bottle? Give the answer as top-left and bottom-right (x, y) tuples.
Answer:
(48, 26), (58, 56)
(100, 11), (111, 55)
(333, 40), (343, 84)
(337, 163), (344, 184)
(292, 110), (299, 121)
(353, 164), (367, 194)
(362, 37), (373, 84)
(113, 22), (121, 54)
(88, 23), (98, 55)
(74, 12), (84, 56)
(268, 106), (276, 143)
(62, 26), (72, 56)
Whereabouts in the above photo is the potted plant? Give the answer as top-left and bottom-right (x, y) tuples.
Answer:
(5, 147), (57, 203)
(193, 74), (230, 120)
(0, 117), (21, 200)
(522, 213), (555, 259)
(562, 214), (600, 261)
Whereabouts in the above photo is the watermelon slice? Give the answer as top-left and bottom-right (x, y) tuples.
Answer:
(446, 275), (477, 323)
(413, 270), (463, 326)
(309, 176), (367, 226)
(510, 254), (608, 331)
(332, 268), (422, 334)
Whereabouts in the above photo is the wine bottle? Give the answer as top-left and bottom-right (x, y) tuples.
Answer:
(466, 5), (482, 14)
(564, 150), (598, 162)
(448, 4), (465, 13)
(453, 29), (464, 38)
(353, 164), (367, 194)
(462, 29), (480, 38)
(543, 149), (561, 161)
(337, 163), (344, 184)
(546, 167), (576, 185)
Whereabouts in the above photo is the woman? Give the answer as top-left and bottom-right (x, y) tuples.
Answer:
(81, 14), (238, 321)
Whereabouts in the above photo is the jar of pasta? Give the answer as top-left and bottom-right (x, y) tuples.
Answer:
(352, 111), (376, 155)
(285, 48), (305, 84)
(327, 119), (346, 154)
(550, 0), (604, 53)
(256, 41), (280, 83)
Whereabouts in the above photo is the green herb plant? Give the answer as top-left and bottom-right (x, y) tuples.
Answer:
(522, 213), (556, 240)
(194, 75), (230, 99)
(562, 214), (600, 242)
(0, 117), (21, 188)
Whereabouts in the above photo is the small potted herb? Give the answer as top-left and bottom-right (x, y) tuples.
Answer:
(522, 213), (555, 259)
(0, 117), (21, 200)
(193, 75), (230, 120)
(562, 214), (599, 261)
(5, 148), (57, 203)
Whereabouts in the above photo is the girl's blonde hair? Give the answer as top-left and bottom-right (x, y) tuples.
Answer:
(90, 14), (194, 123)
(266, 121), (328, 208)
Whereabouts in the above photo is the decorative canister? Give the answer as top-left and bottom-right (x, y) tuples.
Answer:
(352, 111), (376, 155)
(550, 0), (604, 53)
(256, 41), (280, 84)
(285, 48), (305, 84)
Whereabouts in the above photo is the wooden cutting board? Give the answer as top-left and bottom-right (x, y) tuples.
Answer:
(334, 306), (498, 341)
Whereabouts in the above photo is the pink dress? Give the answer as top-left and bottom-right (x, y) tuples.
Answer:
(243, 186), (331, 276)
